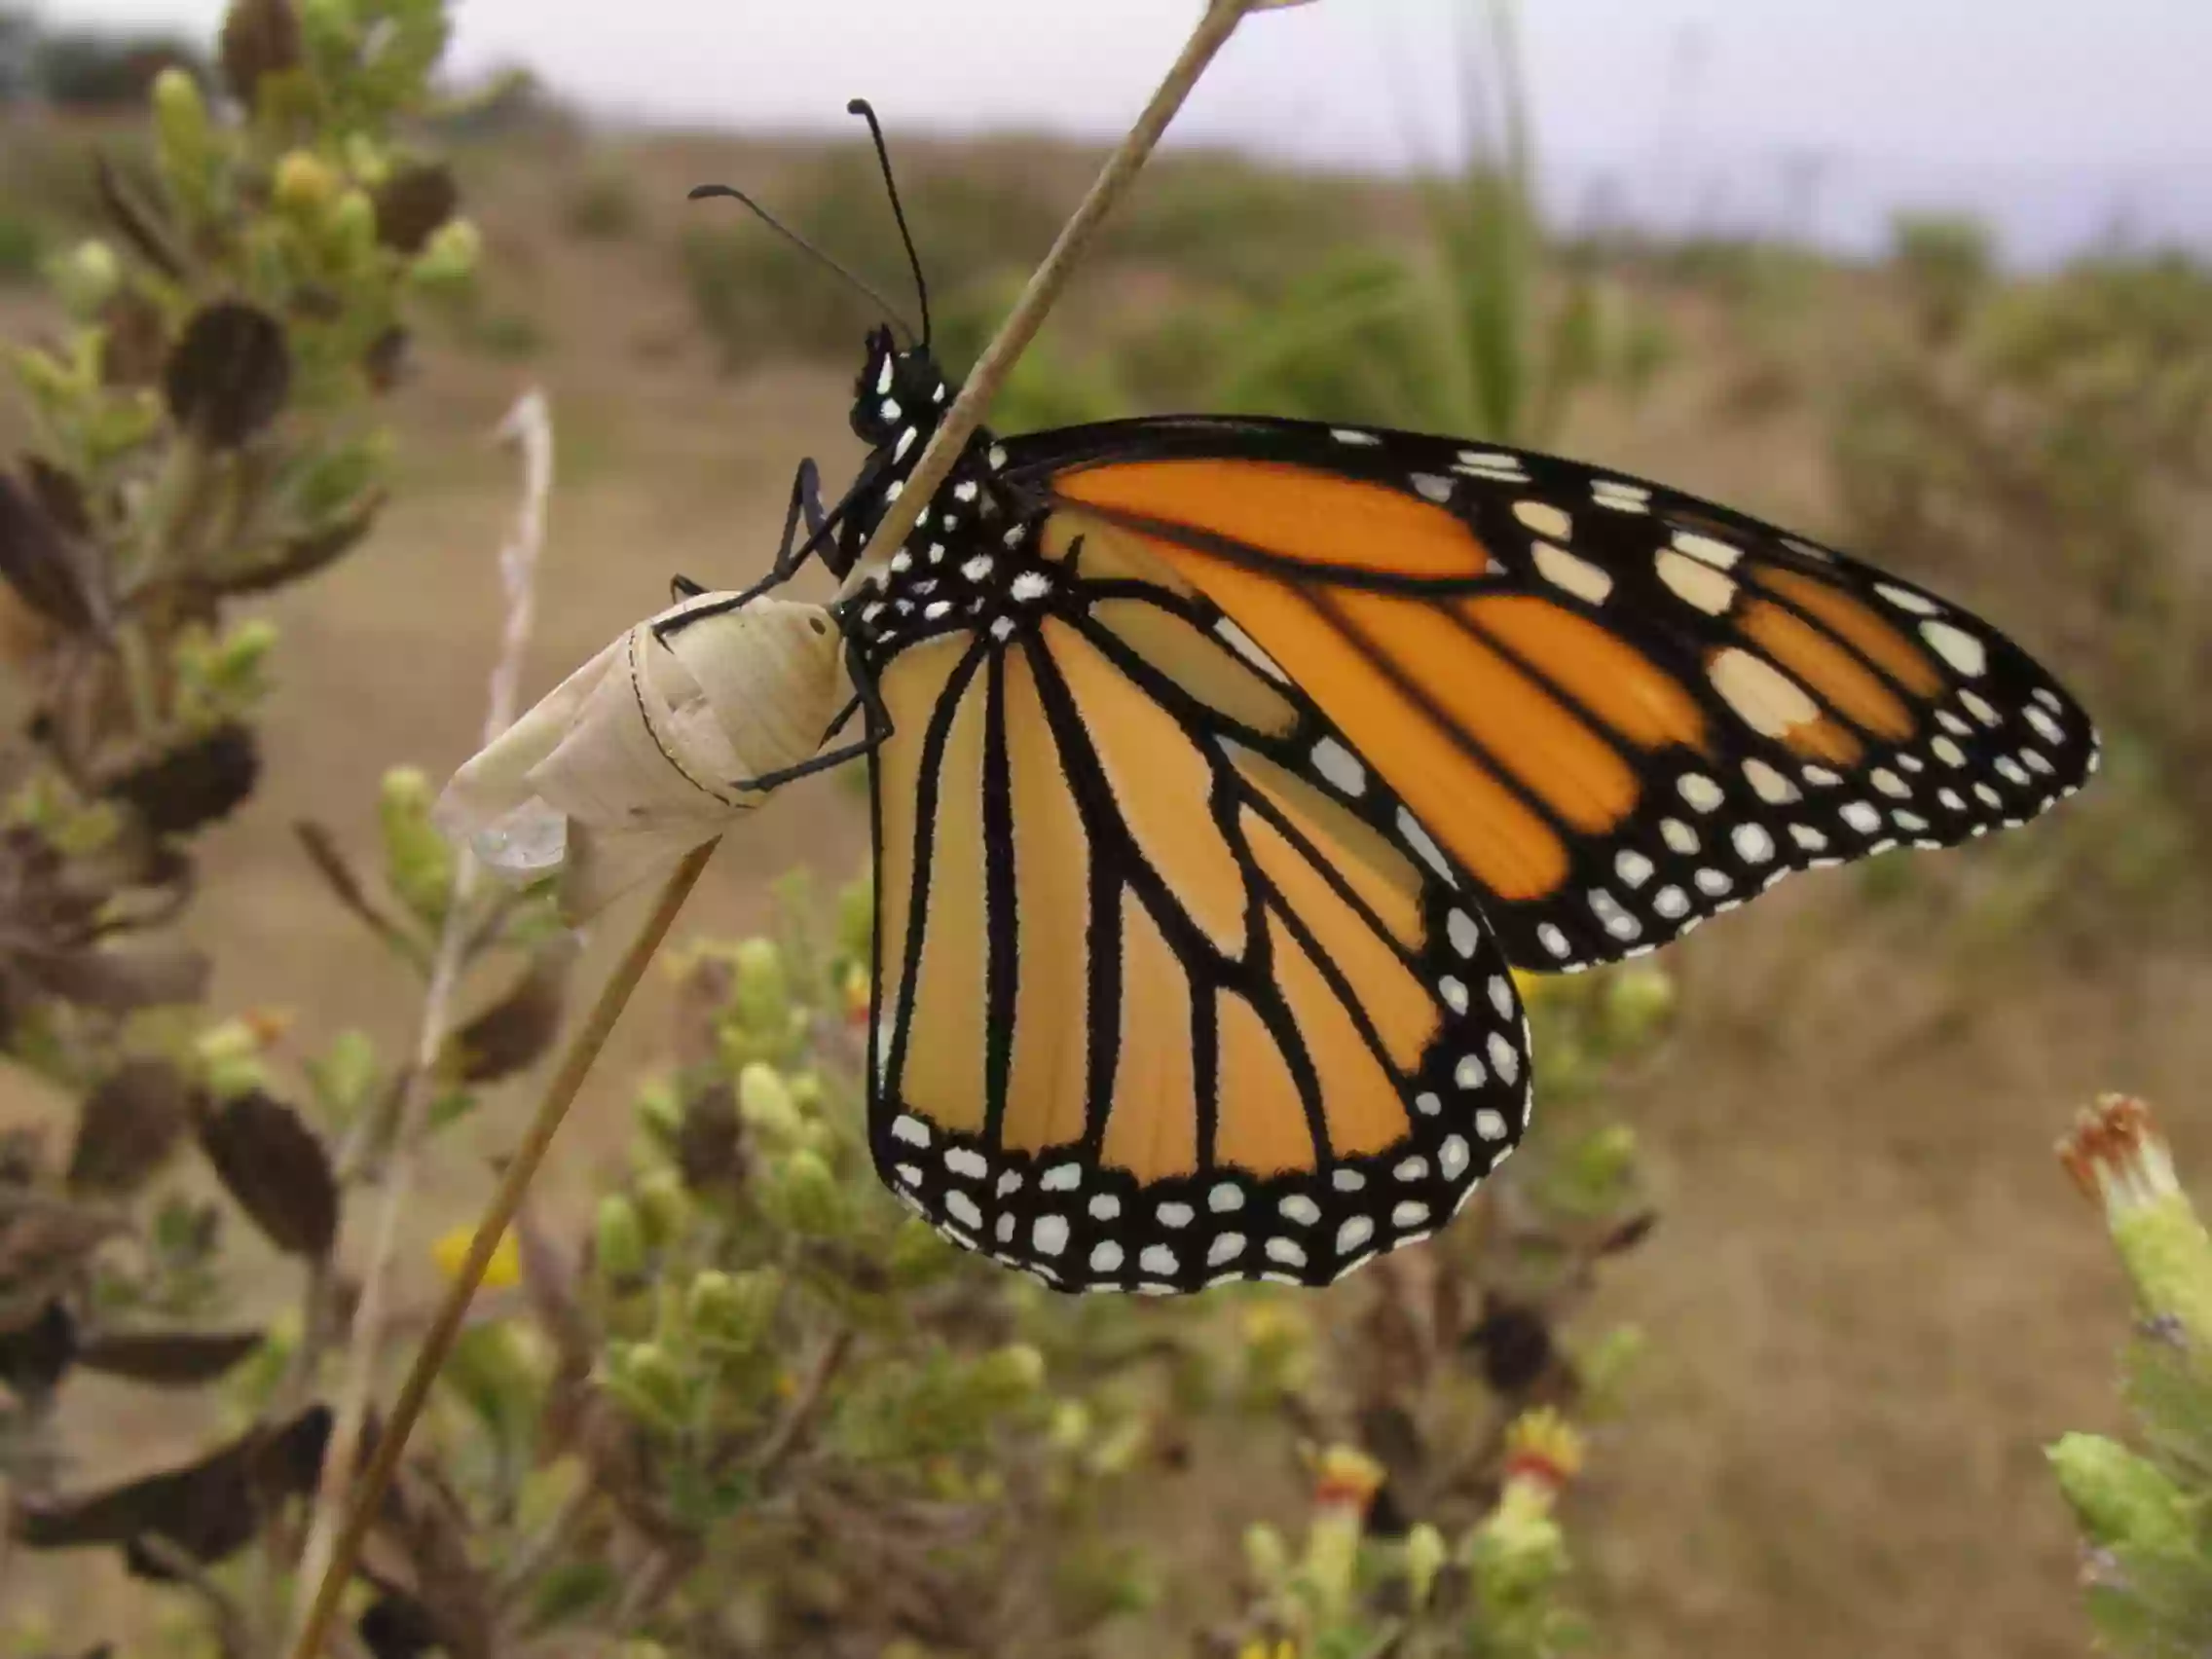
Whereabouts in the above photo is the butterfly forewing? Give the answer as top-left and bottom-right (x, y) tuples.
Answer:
(864, 560), (1531, 1293)
(996, 418), (2099, 971)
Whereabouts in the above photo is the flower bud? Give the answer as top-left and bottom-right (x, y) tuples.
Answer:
(1311, 1443), (1385, 1512)
(1501, 1406), (1585, 1496)
(1404, 1520), (1449, 1607)
(1086, 1415), (1149, 1477)
(687, 1266), (783, 1354)
(730, 936), (789, 1031)
(2058, 1095), (2212, 1359)
(736, 1060), (792, 1115)
(769, 1148), (844, 1236)
(274, 150), (339, 218)
(1472, 1482), (1567, 1600)
(593, 1193), (647, 1281)
(1304, 1443), (1384, 1619)
(51, 240), (120, 318)
(151, 69), (211, 187)
(329, 188), (379, 266)
(1566, 1124), (1639, 1200)
(972, 1343), (1047, 1407)
(308, 1028), (378, 1123)
(214, 617), (278, 681)
(1576, 1321), (1647, 1406)
(340, 133), (390, 187)
(601, 1341), (688, 1435)
(736, 1062), (801, 1143)
(1241, 1521), (1290, 1584)
(634, 1075), (683, 1142)
(2046, 1432), (2192, 1556)
(195, 1016), (271, 1099)
(408, 217), (481, 293)
(380, 764), (454, 924)
(1049, 1398), (1092, 1452)
(633, 1167), (690, 1248)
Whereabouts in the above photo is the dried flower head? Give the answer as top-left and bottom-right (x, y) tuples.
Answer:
(2058, 1094), (2212, 1357)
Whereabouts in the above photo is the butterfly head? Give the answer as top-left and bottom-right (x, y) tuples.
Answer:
(851, 325), (951, 453)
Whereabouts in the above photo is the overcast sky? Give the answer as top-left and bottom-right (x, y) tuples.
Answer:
(32, 1), (2212, 261)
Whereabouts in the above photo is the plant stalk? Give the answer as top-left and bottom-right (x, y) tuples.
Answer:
(285, 388), (555, 1643)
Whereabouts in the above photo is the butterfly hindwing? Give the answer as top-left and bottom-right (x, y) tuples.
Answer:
(863, 561), (1531, 1294)
(990, 417), (2099, 972)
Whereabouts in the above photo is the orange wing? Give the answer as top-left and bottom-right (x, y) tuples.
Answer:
(989, 419), (2098, 971)
(865, 580), (1532, 1294)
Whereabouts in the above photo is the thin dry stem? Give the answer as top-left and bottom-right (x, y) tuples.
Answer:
(287, 837), (717, 1659)
(287, 7), (1292, 1652)
(287, 388), (555, 1642)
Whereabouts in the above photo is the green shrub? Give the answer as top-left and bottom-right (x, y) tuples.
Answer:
(1105, 154), (1378, 300)
(1891, 211), (1996, 345)
(1179, 0), (1666, 444)
(681, 145), (1066, 370)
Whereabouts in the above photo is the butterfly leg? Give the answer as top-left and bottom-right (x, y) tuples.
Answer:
(657, 458), (866, 642)
(731, 639), (895, 793)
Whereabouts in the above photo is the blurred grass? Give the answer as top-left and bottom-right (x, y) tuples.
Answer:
(681, 143), (1065, 371)
(560, 165), (644, 241)
(0, 209), (41, 284)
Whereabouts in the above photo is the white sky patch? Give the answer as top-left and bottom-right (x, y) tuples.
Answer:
(64, 0), (2212, 267)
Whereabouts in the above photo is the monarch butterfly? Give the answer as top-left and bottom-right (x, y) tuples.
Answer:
(462, 105), (2098, 1297)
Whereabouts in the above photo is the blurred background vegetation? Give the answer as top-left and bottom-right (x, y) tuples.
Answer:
(0, 2), (2206, 1657)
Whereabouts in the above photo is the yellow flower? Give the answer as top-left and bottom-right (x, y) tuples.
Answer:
(1309, 1443), (1386, 1512)
(432, 1224), (521, 1291)
(2059, 1093), (2212, 1356)
(1501, 1406), (1585, 1498)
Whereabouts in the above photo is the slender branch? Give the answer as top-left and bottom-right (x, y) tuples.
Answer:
(286, 8), (1293, 1653)
(750, 1327), (855, 1482)
(287, 388), (555, 1641)
(286, 836), (718, 1659)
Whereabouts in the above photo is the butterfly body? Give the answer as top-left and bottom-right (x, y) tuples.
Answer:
(720, 326), (2096, 1296)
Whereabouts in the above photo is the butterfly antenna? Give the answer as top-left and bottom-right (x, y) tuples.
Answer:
(846, 97), (932, 350)
(685, 182), (919, 344)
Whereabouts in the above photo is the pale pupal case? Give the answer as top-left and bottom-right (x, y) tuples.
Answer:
(435, 592), (847, 920)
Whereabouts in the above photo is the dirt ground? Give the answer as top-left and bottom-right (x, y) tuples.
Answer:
(3, 131), (2203, 1658)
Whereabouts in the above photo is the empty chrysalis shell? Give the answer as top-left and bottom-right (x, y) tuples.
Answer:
(435, 591), (847, 920)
